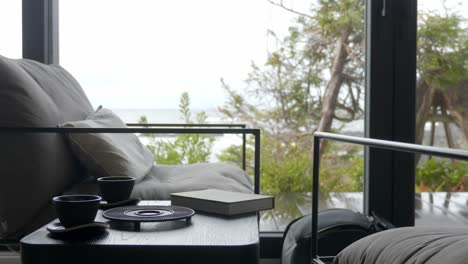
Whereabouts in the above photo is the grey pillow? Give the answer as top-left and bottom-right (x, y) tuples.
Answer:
(0, 55), (94, 238)
(333, 226), (468, 264)
(62, 107), (154, 181)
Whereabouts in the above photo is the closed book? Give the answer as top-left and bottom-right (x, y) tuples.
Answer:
(170, 189), (274, 216)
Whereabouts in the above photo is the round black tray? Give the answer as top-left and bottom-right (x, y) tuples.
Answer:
(102, 205), (195, 230)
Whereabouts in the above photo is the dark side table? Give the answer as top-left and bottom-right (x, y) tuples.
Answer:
(20, 201), (259, 264)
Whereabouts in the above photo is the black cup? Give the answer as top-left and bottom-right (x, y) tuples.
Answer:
(52, 195), (102, 228)
(97, 176), (135, 203)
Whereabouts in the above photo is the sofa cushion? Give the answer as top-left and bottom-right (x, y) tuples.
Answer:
(0, 55), (94, 238)
(333, 226), (468, 264)
(62, 107), (154, 182)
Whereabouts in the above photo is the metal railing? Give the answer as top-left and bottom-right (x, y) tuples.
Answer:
(311, 132), (468, 263)
(0, 123), (261, 193)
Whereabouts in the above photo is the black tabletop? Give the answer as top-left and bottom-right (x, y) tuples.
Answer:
(20, 201), (259, 264)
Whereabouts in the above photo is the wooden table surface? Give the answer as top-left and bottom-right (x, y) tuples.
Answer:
(20, 201), (259, 264)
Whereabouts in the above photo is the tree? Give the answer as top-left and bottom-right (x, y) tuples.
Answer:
(416, 10), (468, 147)
(413, 8), (468, 198)
(218, 0), (365, 195)
(222, 0), (365, 157)
(140, 92), (215, 164)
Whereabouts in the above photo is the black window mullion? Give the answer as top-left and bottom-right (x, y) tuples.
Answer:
(365, 0), (416, 227)
(391, 0), (417, 227)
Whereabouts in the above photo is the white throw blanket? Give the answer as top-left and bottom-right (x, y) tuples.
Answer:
(132, 162), (254, 200)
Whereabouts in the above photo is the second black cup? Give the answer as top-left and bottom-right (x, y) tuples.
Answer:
(97, 176), (135, 203)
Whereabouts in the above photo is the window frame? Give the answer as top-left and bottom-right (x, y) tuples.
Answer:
(365, 0), (416, 227)
(22, 0), (59, 65)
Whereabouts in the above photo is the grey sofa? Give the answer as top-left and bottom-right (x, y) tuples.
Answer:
(0, 55), (254, 240)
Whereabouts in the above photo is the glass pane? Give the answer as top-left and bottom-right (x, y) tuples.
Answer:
(0, 1), (22, 58)
(60, 0), (280, 113)
(416, 0), (468, 226)
(246, 0), (366, 231)
(60, 0), (366, 232)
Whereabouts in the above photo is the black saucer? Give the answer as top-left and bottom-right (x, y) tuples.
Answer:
(47, 221), (109, 239)
(99, 198), (140, 210)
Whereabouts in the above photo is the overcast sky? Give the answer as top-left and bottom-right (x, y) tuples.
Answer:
(0, 0), (466, 110)
(59, 0), (308, 109)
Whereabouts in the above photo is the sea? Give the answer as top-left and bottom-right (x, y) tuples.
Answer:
(112, 108), (222, 124)
(112, 108), (243, 162)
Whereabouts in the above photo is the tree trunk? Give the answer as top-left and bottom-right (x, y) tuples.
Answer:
(444, 102), (468, 145)
(415, 79), (433, 145)
(443, 192), (452, 210)
(312, 30), (349, 159)
(441, 108), (455, 148)
(427, 107), (436, 159)
(429, 192), (434, 209)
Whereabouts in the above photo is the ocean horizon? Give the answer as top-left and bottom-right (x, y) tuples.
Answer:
(112, 108), (222, 124)
(112, 108), (242, 163)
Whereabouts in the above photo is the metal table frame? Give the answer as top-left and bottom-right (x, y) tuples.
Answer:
(0, 123), (261, 247)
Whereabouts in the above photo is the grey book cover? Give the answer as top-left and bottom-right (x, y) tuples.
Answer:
(170, 189), (274, 216)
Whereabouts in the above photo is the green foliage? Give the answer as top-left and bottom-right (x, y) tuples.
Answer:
(316, 0), (364, 36)
(179, 92), (192, 123)
(418, 11), (468, 88)
(216, 138), (255, 175)
(140, 92), (215, 165)
(347, 156), (365, 191)
(261, 192), (307, 220)
(416, 158), (467, 192)
(217, 132), (313, 196)
(217, 133), (364, 197)
(330, 148), (364, 192)
(257, 134), (312, 196)
(320, 145), (364, 193)
(139, 115), (148, 124)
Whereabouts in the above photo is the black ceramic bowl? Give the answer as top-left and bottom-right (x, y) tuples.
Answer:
(97, 176), (135, 203)
(52, 195), (102, 228)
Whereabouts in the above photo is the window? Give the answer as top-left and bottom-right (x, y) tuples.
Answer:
(415, 0), (468, 226)
(256, 0), (366, 232)
(60, 0), (366, 233)
(22, 0), (425, 259)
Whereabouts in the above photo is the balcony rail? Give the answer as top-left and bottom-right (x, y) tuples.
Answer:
(0, 123), (260, 193)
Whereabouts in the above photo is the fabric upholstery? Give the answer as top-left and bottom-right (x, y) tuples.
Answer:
(282, 209), (377, 264)
(0, 55), (93, 238)
(132, 163), (253, 200)
(333, 226), (468, 264)
(62, 107), (154, 182)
